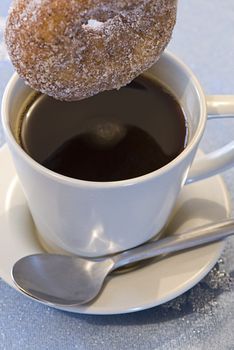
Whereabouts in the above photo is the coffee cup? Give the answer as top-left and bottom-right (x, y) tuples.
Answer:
(2, 51), (234, 257)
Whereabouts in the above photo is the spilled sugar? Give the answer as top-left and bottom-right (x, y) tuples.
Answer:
(161, 258), (233, 315)
(156, 255), (234, 350)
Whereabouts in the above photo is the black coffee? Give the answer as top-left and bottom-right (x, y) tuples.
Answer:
(18, 76), (188, 181)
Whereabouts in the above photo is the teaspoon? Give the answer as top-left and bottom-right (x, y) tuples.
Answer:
(12, 219), (234, 307)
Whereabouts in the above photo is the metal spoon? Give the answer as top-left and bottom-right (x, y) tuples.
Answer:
(12, 219), (234, 307)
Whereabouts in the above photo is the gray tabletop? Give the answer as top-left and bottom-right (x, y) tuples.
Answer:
(0, 1), (234, 349)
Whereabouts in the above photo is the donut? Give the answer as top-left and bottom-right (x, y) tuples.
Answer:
(5, 0), (177, 101)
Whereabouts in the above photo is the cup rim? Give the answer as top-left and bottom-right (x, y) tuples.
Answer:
(1, 51), (207, 188)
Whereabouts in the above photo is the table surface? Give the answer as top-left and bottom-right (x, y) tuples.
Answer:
(0, 1), (234, 349)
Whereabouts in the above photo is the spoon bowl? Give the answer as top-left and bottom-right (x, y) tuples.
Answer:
(12, 255), (115, 306)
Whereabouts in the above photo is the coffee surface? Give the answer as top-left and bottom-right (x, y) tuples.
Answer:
(19, 76), (188, 181)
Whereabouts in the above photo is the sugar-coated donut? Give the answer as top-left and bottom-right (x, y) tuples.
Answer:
(5, 0), (177, 101)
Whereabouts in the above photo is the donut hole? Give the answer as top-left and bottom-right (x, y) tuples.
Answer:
(81, 1), (138, 25)
(81, 9), (118, 29)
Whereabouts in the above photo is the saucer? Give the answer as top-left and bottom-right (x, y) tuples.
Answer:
(0, 145), (231, 315)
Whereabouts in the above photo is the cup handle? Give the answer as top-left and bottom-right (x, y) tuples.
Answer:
(187, 95), (234, 184)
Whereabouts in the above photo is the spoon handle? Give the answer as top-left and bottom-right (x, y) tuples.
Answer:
(112, 219), (234, 270)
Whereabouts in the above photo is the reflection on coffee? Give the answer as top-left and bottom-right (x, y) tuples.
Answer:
(17, 76), (188, 181)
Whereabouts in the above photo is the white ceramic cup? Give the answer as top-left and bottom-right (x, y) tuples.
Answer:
(2, 51), (234, 257)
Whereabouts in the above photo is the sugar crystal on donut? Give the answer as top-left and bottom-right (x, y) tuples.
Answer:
(5, 0), (177, 101)
(83, 19), (104, 30)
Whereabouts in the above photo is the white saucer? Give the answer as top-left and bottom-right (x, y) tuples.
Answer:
(0, 145), (231, 315)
